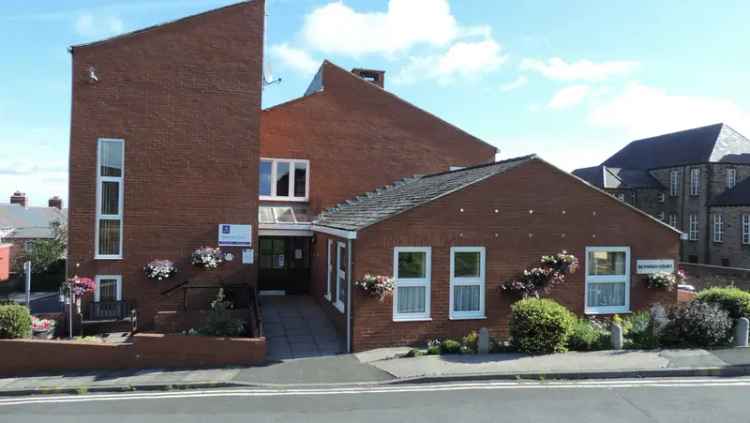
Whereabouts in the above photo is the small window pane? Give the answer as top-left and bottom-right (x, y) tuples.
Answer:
(101, 181), (120, 215)
(454, 285), (480, 312)
(587, 282), (626, 307)
(99, 279), (118, 302)
(454, 252), (480, 277)
(259, 160), (272, 196)
(98, 219), (121, 256)
(100, 141), (122, 177)
(294, 162), (307, 198)
(398, 252), (426, 278)
(276, 162), (290, 197)
(338, 246), (347, 272)
(587, 251), (626, 276)
(274, 207), (295, 223)
(397, 286), (426, 314)
(259, 207), (274, 224)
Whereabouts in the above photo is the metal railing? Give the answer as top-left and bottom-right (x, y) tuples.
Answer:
(86, 300), (131, 321)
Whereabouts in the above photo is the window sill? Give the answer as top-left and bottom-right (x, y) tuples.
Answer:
(259, 196), (309, 203)
(334, 301), (345, 314)
(393, 317), (432, 322)
(449, 315), (486, 321)
(94, 255), (123, 260)
(585, 308), (631, 316)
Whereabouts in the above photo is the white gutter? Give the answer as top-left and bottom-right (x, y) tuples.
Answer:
(311, 224), (357, 240)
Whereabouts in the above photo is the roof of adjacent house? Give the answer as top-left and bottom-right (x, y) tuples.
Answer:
(710, 178), (750, 207)
(0, 204), (66, 239)
(314, 155), (536, 231)
(572, 165), (663, 189)
(600, 123), (750, 170)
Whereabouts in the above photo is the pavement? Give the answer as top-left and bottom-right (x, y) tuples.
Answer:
(3, 377), (750, 422)
(1, 347), (749, 397)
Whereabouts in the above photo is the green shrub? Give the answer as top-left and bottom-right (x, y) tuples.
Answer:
(199, 289), (246, 337)
(623, 311), (660, 349)
(510, 298), (575, 354)
(439, 339), (462, 354)
(568, 319), (610, 351)
(0, 304), (32, 339)
(461, 331), (479, 354)
(660, 301), (732, 348)
(696, 287), (750, 319)
(490, 338), (516, 353)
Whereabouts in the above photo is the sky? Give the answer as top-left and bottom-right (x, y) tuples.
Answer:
(1, 0), (749, 207)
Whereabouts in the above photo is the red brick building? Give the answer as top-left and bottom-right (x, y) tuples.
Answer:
(67, 1), (680, 351)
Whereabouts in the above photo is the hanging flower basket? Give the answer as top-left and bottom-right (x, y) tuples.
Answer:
(64, 276), (95, 299)
(191, 247), (224, 270)
(355, 274), (395, 301)
(144, 259), (177, 280)
(502, 251), (579, 298)
(646, 269), (685, 291)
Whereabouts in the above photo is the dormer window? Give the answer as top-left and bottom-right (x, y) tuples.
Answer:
(260, 158), (309, 201)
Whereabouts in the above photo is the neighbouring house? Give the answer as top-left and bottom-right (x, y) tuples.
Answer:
(573, 123), (750, 268)
(67, 0), (681, 352)
(0, 191), (67, 278)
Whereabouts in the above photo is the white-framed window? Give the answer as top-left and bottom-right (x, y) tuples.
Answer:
(689, 214), (699, 241)
(727, 168), (737, 189)
(670, 170), (680, 197)
(689, 168), (700, 196)
(658, 212), (665, 221)
(668, 213), (678, 229)
(325, 239), (333, 301)
(585, 247), (630, 314)
(393, 247), (431, 321)
(95, 275), (122, 302)
(95, 138), (124, 259)
(658, 192), (665, 203)
(449, 247), (485, 320)
(713, 214), (724, 243)
(742, 215), (750, 245)
(335, 241), (346, 313)
(259, 158), (309, 201)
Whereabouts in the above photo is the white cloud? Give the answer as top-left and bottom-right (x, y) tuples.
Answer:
(394, 39), (506, 85)
(270, 43), (319, 75)
(547, 85), (591, 109)
(520, 57), (639, 82)
(588, 82), (750, 137)
(500, 75), (528, 92)
(301, 0), (480, 57)
(74, 13), (124, 38)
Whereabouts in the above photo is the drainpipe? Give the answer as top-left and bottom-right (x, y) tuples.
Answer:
(346, 239), (353, 353)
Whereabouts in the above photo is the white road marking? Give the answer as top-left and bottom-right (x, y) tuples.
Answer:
(2, 378), (750, 407)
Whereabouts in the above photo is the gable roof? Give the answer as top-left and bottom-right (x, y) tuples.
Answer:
(314, 155), (536, 231)
(710, 178), (750, 207)
(600, 123), (750, 170)
(572, 165), (663, 189)
(0, 204), (66, 239)
(265, 60), (498, 154)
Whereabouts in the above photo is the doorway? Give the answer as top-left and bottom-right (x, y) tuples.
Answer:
(258, 236), (311, 294)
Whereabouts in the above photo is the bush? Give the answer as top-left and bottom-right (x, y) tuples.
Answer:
(462, 331), (479, 354)
(510, 298), (575, 354)
(696, 287), (750, 320)
(623, 311), (660, 349)
(0, 304), (32, 339)
(660, 301), (733, 348)
(568, 319), (610, 351)
(439, 339), (462, 354)
(199, 289), (246, 337)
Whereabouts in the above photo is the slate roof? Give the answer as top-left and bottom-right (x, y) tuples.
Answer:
(572, 165), (663, 189)
(0, 204), (66, 239)
(314, 155), (536, 231)
(710, 178), (750, 206)
(601, 123), (750, 170)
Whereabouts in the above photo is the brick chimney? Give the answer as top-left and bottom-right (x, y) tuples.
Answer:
(48, 196), (63, 210)
(351, 68), (385, 89)
(9, 191), (27, 208)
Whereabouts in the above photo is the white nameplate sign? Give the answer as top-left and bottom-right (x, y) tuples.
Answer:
(636, 259), (675, 274)
(218, 224), (252, 247)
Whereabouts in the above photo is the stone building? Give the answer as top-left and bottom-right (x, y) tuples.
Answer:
(574, 123), (750, 267)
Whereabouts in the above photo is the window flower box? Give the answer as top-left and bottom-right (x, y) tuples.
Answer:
(646, 270), (685, 291)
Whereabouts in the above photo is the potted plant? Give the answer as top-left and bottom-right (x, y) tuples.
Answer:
(191, 247), (224, 270)
(144, 259), (177, 280)
(646, 269), (685, 291)
(355, 274), (395, 301)
(31, 316), (56, 339)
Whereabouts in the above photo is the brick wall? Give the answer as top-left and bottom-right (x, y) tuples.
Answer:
(349, 159), (680, 351)
(680, 262), (750, 291)
(261, 61), (497, 215)
(67, 1), (265, 327)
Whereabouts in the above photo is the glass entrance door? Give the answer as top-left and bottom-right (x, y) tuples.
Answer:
(258, 236), (311, 294)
